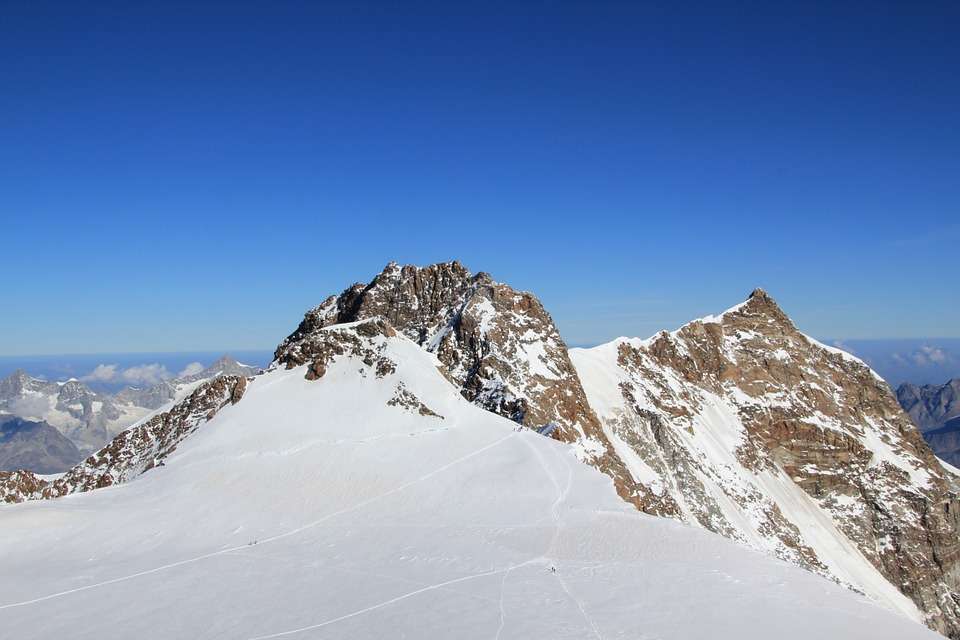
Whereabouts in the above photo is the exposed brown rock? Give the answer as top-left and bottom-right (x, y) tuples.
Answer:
(387, 382), (444, 419)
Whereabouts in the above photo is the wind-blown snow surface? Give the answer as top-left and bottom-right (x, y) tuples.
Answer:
(0, 330), (938, 639)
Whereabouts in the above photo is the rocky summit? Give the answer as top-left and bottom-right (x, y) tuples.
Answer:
(275, 261), (642, 502)
(276, 261), (594, 434)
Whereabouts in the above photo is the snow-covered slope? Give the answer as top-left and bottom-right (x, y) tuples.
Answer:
(0, 320), (938, 639)
(570, 289), (960, 636)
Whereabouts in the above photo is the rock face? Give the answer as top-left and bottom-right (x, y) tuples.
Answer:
(570, 289), (960, 637)
(898, 379), (960, 433)
(276, 262), (589, 429)
(0, 415), (83, 474)
(275, 261), (647, 510)
(0, 375), (248, 503)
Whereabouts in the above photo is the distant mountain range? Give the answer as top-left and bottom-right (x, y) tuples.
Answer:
(0, 415), (82, 474)
(897, 379), (960, 467)
(0, 356), (259, 471)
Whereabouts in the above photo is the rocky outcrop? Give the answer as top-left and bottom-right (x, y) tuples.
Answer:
(276, 317), (399, 380)
(570, 289), (960, 637)
(0, 375), (248, 503)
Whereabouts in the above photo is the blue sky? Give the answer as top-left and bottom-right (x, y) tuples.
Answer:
(2, 1), (957, 357)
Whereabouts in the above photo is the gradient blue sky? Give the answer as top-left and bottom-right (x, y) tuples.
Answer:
(2, 1), (957, 356)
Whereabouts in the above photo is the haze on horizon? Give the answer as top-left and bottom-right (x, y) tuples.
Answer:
(2, 2), (957, 359)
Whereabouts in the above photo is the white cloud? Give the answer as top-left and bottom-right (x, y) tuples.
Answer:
(893, 345), (953, 368)
(8, 395), (51, 419)
(81, 364), (119, 383)
(177, 362), (205, 378)
(119, 364), (173, 386)
(910, 345), (949, 367)
(921, 345), (948, 364)
(80, 363), (173, 387)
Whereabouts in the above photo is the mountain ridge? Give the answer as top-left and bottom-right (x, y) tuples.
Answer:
(2, 261), (957, 637)
(0, 311), (940, 640)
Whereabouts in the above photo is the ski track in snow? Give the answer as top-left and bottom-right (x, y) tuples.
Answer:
(0, 432), (516, 612)
(244, 559), (543, 640)
(521, 435), (604, 640)
(494, 565), (512, 640)
(243, 433), (601, 640)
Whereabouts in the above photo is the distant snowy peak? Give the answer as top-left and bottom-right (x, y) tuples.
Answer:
(0, 370), (138, 455)
(570, 288), (960, 637)
(0, 355), (262, 468)
(183, 355), (259, 383)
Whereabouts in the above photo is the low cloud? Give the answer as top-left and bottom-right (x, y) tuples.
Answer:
(81, 363), (174, 387)
(918, 345), (949, 365)
(119, 364), (173, 386)
(892, 345), (954, 368)
(8, 395), (51, 419)
(177, 362), (205, 378)
(81, 364), (119, 383)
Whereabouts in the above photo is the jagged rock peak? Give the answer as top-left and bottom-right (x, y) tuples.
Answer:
(276, 261), (600, 430)
(749, 286), (769, 300)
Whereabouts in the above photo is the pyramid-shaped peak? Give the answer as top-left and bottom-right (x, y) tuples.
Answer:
(742, 287), (785, 313)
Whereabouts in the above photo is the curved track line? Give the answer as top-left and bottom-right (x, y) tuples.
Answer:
(521, 436), (603, 640)
(0, 432), (515, 611)
(245, 559), (540, 640)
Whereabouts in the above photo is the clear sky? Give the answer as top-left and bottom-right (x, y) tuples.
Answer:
(2, 1), (957, 356)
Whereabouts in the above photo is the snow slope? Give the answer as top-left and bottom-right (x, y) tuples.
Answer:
(0, 323), (939, 639)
